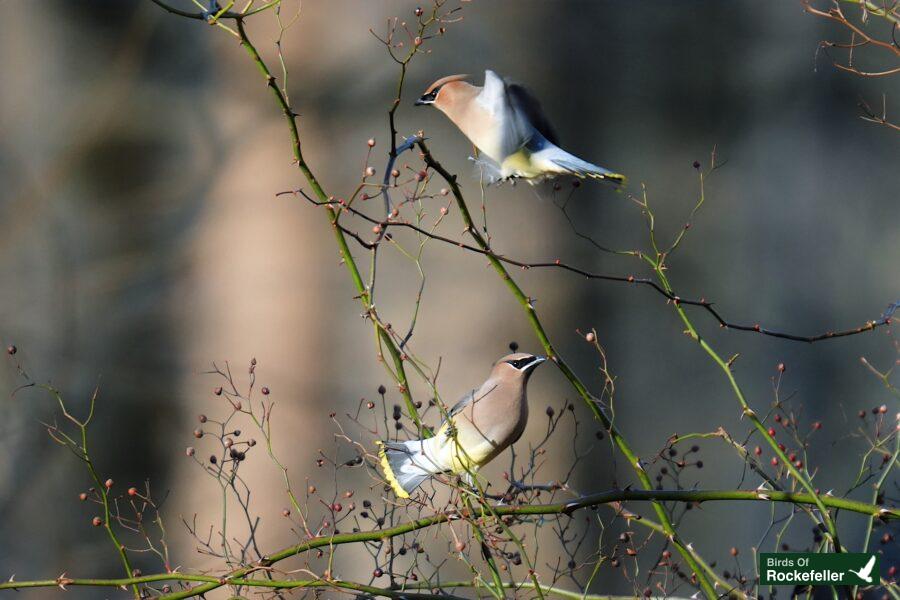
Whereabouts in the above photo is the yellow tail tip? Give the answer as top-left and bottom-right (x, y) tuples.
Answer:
(375, 441), (410, 499)
(589, 172), (627, 186)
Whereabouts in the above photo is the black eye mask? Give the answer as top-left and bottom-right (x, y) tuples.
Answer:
(506, 357), (536, 370)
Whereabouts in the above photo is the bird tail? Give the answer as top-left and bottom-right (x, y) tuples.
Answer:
(376, 440), (433, 499)
(542, 148), (627, 186)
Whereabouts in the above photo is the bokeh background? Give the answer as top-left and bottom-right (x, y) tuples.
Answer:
(0, 1), (897, 597)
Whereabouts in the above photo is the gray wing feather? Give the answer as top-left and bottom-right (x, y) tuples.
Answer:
(482, 70), (559, 158)
(506, 82), (559, 146)
(446, 389), (476, 419)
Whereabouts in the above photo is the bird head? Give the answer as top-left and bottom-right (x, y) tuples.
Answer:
(414, 74), (470, 108)
(493, 352), (547, 381)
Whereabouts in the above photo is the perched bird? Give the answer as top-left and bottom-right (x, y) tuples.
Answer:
(377, 352), (547, 498)
(415, 70), (625, 185)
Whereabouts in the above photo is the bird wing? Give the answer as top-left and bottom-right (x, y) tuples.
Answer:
(506, 82), (560, 146)
(445, 389), (476, 420)
(479, 70), (560, 158)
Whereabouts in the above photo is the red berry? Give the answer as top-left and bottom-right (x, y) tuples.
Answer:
(754, 446), (762, 456)
(771, 458), (779, 466)
(92, 517), (103, 527)
(104, 479), (113, 489)
(127, 487), (138, 497)
(768, 428), (776, 437)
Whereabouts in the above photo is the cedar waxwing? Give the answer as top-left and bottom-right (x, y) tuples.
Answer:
(415, 70), (626, 185)
(377, 352), (546, 498)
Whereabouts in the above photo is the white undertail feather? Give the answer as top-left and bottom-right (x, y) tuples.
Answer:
(377, 439), (447, 498)
(532, 146), (627, 185)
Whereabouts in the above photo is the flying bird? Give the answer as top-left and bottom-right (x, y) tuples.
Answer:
(848, 555), (876, 583)
(377, 352), (546, 498)
(415, 70), (626, 185)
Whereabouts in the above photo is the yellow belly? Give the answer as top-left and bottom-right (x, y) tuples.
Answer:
(434, 422), (498, 473)
(501, 149), (542, 179)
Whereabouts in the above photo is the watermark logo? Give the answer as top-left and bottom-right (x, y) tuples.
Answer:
(760, 553), (880, 586)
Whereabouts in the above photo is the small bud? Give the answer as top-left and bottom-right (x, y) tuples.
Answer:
(366, 401), (375, 409)
(859, 410), (867, 419)
(730, 547), (739, 556)
(92, 517), (103, 527)
(440, 187), (449, 196)
(545, 406), (555, 417)
(198, 414), (207, 423)
(767, 428), (776, 437)
(261, 386), (270, 395)
(440, 206), (449, 215)
(771, 457), (778, 466)
(415, 6), (423, 16)
(214, 386), (223, 396)
(193, 429), (203, 439)
(812, 421), (822, 430)
(210, 455), (217, 464)
(754, 446), (762, 456)
(378, 385), (387, 395)
(879, 404), (888, 414)
(127, 487), (138, 497)
(186, 446), (195, 457)
(692, 160), (701, 169)
(367, 138), (376, 147)
(283, 508), (291, 517)
(248, 438), (256, 447)
(777, 363), (786, 372)
(6, 345), (16, 355)
(454, 541), (466, 552)
(373, 568), (384, 578)
(391, 169), (400, 178)
(132, 569), (142, 577)
(365, 166), (376, 177)
(104, 479), (113, 489)
(585, 332), (596, 343)
(343, 490), (354, 498)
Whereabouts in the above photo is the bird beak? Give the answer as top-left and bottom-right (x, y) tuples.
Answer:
(414, 96), (432, 106)
(525, 356), (547, 373)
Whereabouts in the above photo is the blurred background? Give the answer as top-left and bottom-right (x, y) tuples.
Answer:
(0, 1), (897, 597)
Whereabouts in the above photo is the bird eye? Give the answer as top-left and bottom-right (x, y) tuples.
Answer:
(507, 357), (535, 369)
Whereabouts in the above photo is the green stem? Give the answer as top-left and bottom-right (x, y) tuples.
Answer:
(651, 260), (843, 551)
(418, 141), (719, 600)
(233, 18), (423, 431)
(4, 489), (892, 597)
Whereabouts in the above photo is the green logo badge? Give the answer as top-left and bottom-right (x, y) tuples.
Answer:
(760, 553), (880, 586)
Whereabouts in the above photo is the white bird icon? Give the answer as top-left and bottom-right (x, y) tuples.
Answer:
(848, 555), (876, 583)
